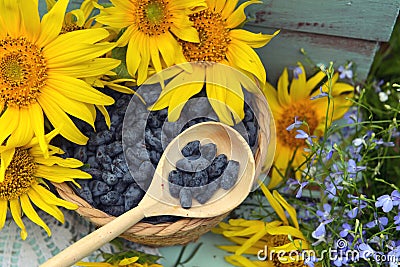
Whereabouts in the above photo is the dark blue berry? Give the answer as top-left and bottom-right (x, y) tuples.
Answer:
(176, 156), (210, 172)
(102, 205), (125, 217)
(168, 170), (183, 198)
(200, 143), (216, 162)
(220, 160), (240, 190)
(90, 180), (111, 197)
(102, 172), (119, 186)
(185, 170), (208, 187)
(207, 154), (228, 179)
(245, 121), (257, 147)
(179, 188), (192, 209)
(73, 146), (87, 163)
(181, 140), (200, 158)
(105, 141), (123, 157)
(124, 183), (145, 211)
(100, 191), (121, 205)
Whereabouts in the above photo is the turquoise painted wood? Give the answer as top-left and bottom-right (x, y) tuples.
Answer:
(241, 0), (400, 84)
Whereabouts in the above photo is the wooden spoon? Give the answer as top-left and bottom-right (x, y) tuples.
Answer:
(41, 122), (256, 267)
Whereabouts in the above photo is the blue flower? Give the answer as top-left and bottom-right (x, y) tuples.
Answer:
(292, 66), (303, 79)
(304, 255), (317, 267)
(365, 216), (388, 231)
(316, 203), (332, 221)
(339, 223), (352, 238)
(286, 116), (303, 131)
(295, 130), (315, 144)
(375, 190), (400, 212)
(358, 243), (376, 260)
(347, 159), (366, 178)
(310, 87), (329, 100)
(394, 212), (400, 230)
(346, 207), (360, 219)
(338, 62), (353, 79)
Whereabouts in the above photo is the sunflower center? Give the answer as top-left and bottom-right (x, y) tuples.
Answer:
(61, 23), (85, 34)
(137, 0), (170, 35)
(276, 101), (319, 148)
(269, 235), (306, 267)
(180, 9), (230, 62)
(0, 37), (47, 107)
(0, 148), (36, 201)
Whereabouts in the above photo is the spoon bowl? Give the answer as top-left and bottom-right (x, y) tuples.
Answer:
(41, 122), (255, 267)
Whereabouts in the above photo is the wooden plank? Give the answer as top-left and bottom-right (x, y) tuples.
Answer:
(244, 0), (400, 42)
(248, 27), (379, 84)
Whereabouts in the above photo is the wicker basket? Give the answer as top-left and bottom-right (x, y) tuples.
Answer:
(53, 84), (274, 247)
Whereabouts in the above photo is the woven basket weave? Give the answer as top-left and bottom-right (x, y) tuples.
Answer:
(54, 89), (273, 247)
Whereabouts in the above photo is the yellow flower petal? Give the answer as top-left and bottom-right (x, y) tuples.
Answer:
(34, 156), (83, 168)
(277, 68), (291, 106)
(37, 95), (89, 145)
(168, 81), (204, 121)
(0, 0), (21, 37)
(226, 0), (261, 29)
(96, 105), (111, 129)
(20, 193), (52, 236)
(0, 147), (15, 183)
(29, 103), (48, 158)
(229, 29), (277, 48)
(290, 63), (308, 102)
(221, 0), (239, 19)
(36, 0), (68, 47)
(20, 0), (40, 42)
(10, 198), (27, 240)
(272, 190), (299, 229)
(119, 256), (139, 265)
(266, 225), (306, 240)
(0, 106), (19, 145)
(49, 58), (120, 78)
(35, 165), (91, 180)
(27, 189), (65, 223)
(0, 200), (7, 229)
(258, 181), (288, 225)
(32, 184), (78, 210)
(5, 107), (34, 148)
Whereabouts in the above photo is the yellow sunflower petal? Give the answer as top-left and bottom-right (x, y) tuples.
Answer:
(0, 200), (7, 229)
(266, 225), (306, 240)
(221, 0), (239, 19)
(168, 82), (204, 121)
(0, 147), (15, 182)
(96, 105), (111, 129)
(20, 194), (51, 236)
(306, 71), (326, 94)
(41, 89), (95, 129)
(225, 76), (245, 123)
(35, 165), (91, 181)
(29, 103), (48, 158)
(229, 29), (277, 48)
(126, 32), (142, 78)
(272, 190), (299, 229)
(32, 184), (78, 210)
(27, 189), (64, 223)
(46, 75), (114, 105)
(258, 181), (288, 225)
(0, 0), (21, 37)
(260, 82), (282, 116)
(36, 0), (68, 47)
(0, 106), (19, 145)
(149, 38), (163, 73)
(37, 95), (89, 145)
(137, 34), (151, 85)
(273, 239), (309, 251)
(277, 68), (291, 106)
(6, 107), (34, 148)
(10, 198), (28, 240)
(34, 155), (83, 168)
(235, 224), (269, 255)
(227, 40), (266, 83)
(119, 256), (139, 265)
(20, 0), (40, 42)
(49, 58), (120, 78)
(75, 262), (113, 267)
(290, 63), (308, 102)
(158, 33), (180, 67)
(226, 0), (261, 29)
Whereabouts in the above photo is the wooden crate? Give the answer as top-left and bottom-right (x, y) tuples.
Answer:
(242, 0), (400, 84)
(38, 0), (399, 83)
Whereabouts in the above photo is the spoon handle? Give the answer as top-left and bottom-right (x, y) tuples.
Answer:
(40, 205), (148, 267)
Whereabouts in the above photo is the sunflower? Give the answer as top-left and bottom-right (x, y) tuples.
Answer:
(0, 0), (119, 153)
(76, 255), (163, 267)
(261, 63), (354, 188)
(96, 0), (207, 85)
(0, 130), (91, 240)
(149, 0), (278, 125)
(214, 182), (309, 267)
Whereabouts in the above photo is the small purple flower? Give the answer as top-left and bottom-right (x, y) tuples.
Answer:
(325, 143), (336, 160)
(338, 62), (353, 79)
(286, 116), (303, 131)
(295, 130), (315, 144)
(375, 190), (400, 212)
(365, 216), (388, 231)
(358, 243), (375, 259)
(304, 255), (317, 267)
(310, 87), (329, 100)
(394, 212), (400, 230)
(346, 207), (360, 219)
(347, 159), (366, 178)
(316, 203), (332, 221)
(374, 139), (395, 147)
(339, 223), (352, 238)
(292, 66), (303, 79)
